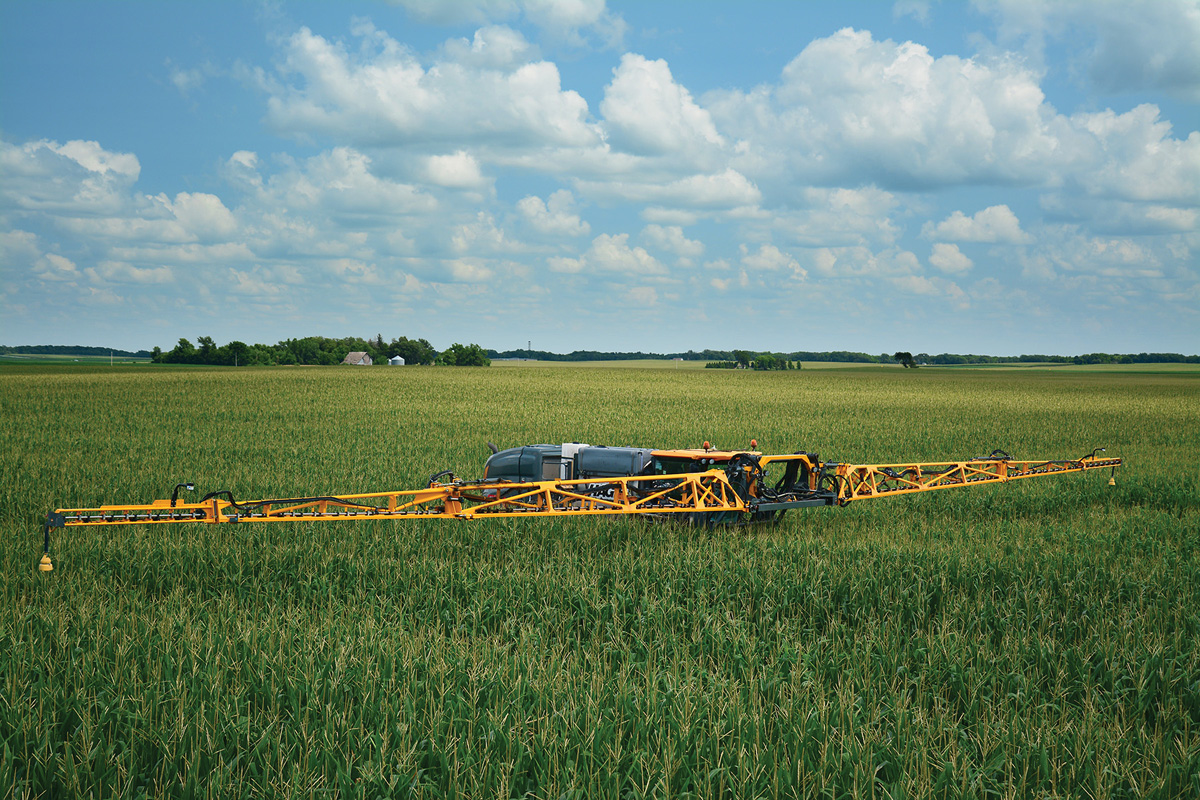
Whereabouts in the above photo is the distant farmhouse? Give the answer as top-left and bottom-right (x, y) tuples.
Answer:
(342, 351), (372, 366)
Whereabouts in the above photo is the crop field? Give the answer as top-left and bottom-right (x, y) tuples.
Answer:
(2, 364), (1198, 798)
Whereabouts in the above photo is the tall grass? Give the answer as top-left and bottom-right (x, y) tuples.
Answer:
(2, 364), (1197, 798)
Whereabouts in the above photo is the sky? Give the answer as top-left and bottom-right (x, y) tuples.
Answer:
(1, 0), (1197, 356)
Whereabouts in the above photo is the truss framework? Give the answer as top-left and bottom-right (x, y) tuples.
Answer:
(45, 453), (1121, 536)
(832, 455), (1123, 502)
(46, 470), (752, 529)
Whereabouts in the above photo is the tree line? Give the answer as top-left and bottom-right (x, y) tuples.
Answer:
(487, 347), (1198, 365)
(151, 336), (490, 367)
(705, 351), (799, 370)
(0, 344), (152, 358)
(5, 341), (1196, 366)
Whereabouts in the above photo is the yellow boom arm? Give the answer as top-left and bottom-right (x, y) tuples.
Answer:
(39, 449), (1120, 570)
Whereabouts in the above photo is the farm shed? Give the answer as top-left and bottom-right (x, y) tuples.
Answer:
(342, 351), (372, 366)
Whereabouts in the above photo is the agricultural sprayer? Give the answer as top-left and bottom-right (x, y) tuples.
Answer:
(38, 441), (1122, 571)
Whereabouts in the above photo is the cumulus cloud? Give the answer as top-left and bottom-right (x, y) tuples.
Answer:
(576, 168), (761, 209)
(1017, 224), (1168, 279)
(809, 245), (922, 279)
(265, 24), (600, 150)
(1, 139), (140, 215)
(1067, 105), (1200, 204)
(639, 224), (704, 262)
(922, 205), (1032, 243)
(740, 244), (807, 280)
(161, 192), (239, 241)
(262, 147), (437, 218)
(517, 190), (589, 236)
(34, 253), (81, 282)
(976, 0), (1200, 101)
(446, 257), (494, 282)
(451, 212), (516, 254)
(600, 54), (724, 159)
(548, 232), (665, 275)
(424, 150), (487, 188)
(929, 242), (974, 273)
(777, 186), (901, 247)
(707, 28), (1061, 191)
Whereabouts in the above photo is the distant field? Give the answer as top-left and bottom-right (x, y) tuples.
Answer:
(493, 357), (1200, 373)
(494, 359), (893, 370)
(0, 353), (150, 365)
(3, 364), (1197, 798)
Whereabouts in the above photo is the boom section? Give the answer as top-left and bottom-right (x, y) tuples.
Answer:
(829, 453), (1122, 503)
(45, 451), (1121, 537)
(47, 470), (753, 529)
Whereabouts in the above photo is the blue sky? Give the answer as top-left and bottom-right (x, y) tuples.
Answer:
(2, 1), (1197, 355)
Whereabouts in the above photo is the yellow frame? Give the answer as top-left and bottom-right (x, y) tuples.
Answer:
(48, 452), (1120, 529)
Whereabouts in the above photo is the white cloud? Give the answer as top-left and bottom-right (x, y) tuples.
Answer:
(451, 212), (515, 254)
(34, 253), (80, 282)
(1067, 105), (1200, 204)
(265, 147), (437, 217)
(708, 28), (1061, 191)
(1017, 224), (1170, 279)
(739, 244), (807, 279)
(517, 190), (589, 236)
(809, 245), (922, 279)
(548, 232), (665, 275)
(162, 192), (239, 241)
(446, 258), (495, 282)
(266, 24), (600, 150)
(975, 0), (1200, 101)
(577, 168), (760, 209)
(85, 260), (173, 284)
(600, 53), (724, 159)
(640, 225), (704, 260)
(923, 205), (1032, 243)
(440, 25), (536, 68)
(425, 150), (487, 188)
(49, 140), (140, 178)
(929, 242), (974, 273)
(777, 186), (901, 247)
(1, 139), (140, 215)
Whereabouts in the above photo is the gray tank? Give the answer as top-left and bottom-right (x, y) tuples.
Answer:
(484, 443), (652, 482)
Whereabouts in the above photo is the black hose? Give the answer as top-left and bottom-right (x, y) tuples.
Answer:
(199, 488), (382, 514)
(428, 470), (456, 486)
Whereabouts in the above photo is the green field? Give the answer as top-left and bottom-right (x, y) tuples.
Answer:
(3, 364), (1198, 798)
(0, 354), (150, 365)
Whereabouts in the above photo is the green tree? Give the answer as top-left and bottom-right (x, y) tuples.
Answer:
(893, 351), (917, 368)
(196, 336), (217, 364)
(390, 337), (437, 365)
(166, 338), (196, 364)
(225, 340), (249, 366)
(437, 343), (491, 366)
